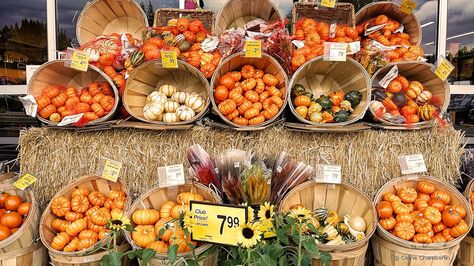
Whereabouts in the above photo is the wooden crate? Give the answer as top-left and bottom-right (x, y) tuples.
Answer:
(0, 241), (48, 266)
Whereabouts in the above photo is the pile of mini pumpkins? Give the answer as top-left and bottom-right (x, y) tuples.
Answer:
(377, 180), (469, 243)
(0, 193), (31, 240)
(143, 84), (206, 123)
(130, 191), (204, 254)
(371, 74), (439, 124)
(35, 83), (115, 123)
(291, 84), (362, 123)
(214, 65), (284, 126)
(48, 187), (127, 252)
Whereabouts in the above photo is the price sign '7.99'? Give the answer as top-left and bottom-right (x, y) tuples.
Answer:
(190, 201), (248, 246)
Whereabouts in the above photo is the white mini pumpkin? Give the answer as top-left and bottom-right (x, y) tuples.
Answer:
(176, 105), (195, 121)
(164, 100), (180, 113)
(83, 47), (100, 63)
(143, 102), (164, 121)
(185, 94), (205, 112)
(159, 84), (177, 97)
(171, 92), (188, 104)
(146, 91), (167, 104)
(162, 112), (180, 123)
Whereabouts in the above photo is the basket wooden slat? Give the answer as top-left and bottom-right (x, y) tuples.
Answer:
(27, 60), (119, 126)
(370, 62), (450, 128)
(455, 235), (474, 266)
(210, 52), (288, 128)
(76, 0), (148, 45)
(291, 2), (355, 34)
(355, 1), (421, 45)
(49, 242), (130, 266)
(374, 175), (473, 250)
(123, 60), (210, 125)
(154, 8), (215, 34)
(0, 185), (39, 253)
(0, 241), (48, 266)
(215, 0), (282, 36)
(40, 175), (131, 257)
(280, 181), (377, 253)
(125, 182), (221, 265)
(288, 56), (371, 126)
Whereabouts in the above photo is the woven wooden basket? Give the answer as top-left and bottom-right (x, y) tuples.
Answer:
(370, 62), (450, 128)
(40, 175), (131, 256)
(0, 241), (48, 266)
(456, 179), (474, 266)
(215, 0), (282, 36)
(76, 0), (148, 45)
(125, 182), (221, 266)
(291, 2), (355, 34)
(355, 1), (421, 45)
(288, 56), (371, 126)
(154, 8), (215, 34)
(27, 60), (119, 126)
(49, 242), (130, 266)
(374, 175), (473, 250)
(123, 60), (210, 125)
(210, 52), (288, 128)
(0, 185), (39, 253)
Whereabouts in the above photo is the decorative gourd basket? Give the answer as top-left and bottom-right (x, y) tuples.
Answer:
(48, 242), (130, 266)
(373, 175), (473, 250)
(76, 0), (148, 45)
(125, 182), (221, 266)
(0, 184), (40, 253)
(370, 62), (450, 128)
(27, 60), (119, 126)
(355, 1), (421, 45)
(210, 52), (288, 128)
(39, 175), (131, 257)
(288, 56), (371, 126)
(215, 0), (282, 36)
(454, 179), (474, 266)
(279, 181), (376, 265)
(291, 2), (355, 34)
(154, 8), (215, 33)
(0, 241), (48, 266)
(123, 60), (210, 125)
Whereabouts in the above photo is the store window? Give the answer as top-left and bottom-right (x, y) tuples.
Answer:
(0, 0), (47, 86)
(414, 0), (438, 63)
(446, 0), (474, 85)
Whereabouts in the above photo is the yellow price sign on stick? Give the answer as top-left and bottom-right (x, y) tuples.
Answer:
(245, 40), (262, 58)
(161, 50), (178, 68)
(70, 50), (89, 72)
(399, 0), (417, 14)
(190, 201), (248, 246)
(320, 0), (337, 8)
(101, 159), (122, 182)
(13, 173), (37, 190)
(433, 56), (455, 81)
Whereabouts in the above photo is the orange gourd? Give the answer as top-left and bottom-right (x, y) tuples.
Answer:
(238, 101), (253, 115)
(383, 192), (401, 203)
(442, 228), (454, 241)
(442, 207), (463, 227)
(102, 83), (113, 96)
(214, 86), (229, 103)
(1, 212), (22, 228)
(51, 196), (71, 217)
(51, 232), (71, 250)
(262, 104), (279, 120)
(99, 96), (114, 112)
(52, 93), (68, 107)
(88, 221), (102, 233)
(254, 69), (264, 79)
(76, 102), (91, 113)
(259, 91), (271, 103)
(431, 234), (447, 243)
(52, 219), (69, 232)
(254, 79), (265, 94)
(428, 199), (445, 212)
(392, 201), (411, 215)
(413, 233), (431, 243)
(393, 221), (415, 241)
(380, 217), (396, 230)
(88, 191), (106, 206)
(4, 195), (21, 211)
(397, 187), (417, 203)
(132, 209), (160, 225)
(417, 193), (431, 202)
(92, 93), (105, 104)
(253, 102), (263, 111)
(66, 218), (87, 236)
(229, 90), (245, 105)
(36, 95), (52, 110)
(263, 74), (279, 86)
(249, 115), (265, 125)
(244, 108), (259, 120)
(91, 103), (105, 117)
(78, 230), (98, 241)
(108, 190), (125, 200)
(294, 95), (311, 107)
(219, 75), (236, 90)
(432, 222), (446, 233)
(422, 206), (442, 224)
(44, 86), (61, 98)
(414, 199), (429, 211)
(63, 237), (79, 252)
(376, 201), (393, 219)
(413, 217), (432, 234)
(71, 195), (90, 213)
(66, 87), (79, 98)
(431, 191), (451, 205)
(160, 201), (176, 219)
(71, 187), (90, 198)
(241, 65), (255, 79)
(396, 213), (415, 223)
(417, 181), (435, 194)
(177, 192), (204, 205)
(154, 217), (173, 236)
(245, 91), (259, 103)
(233, 117), (249, 126)
(228, 71), (242, 81)
(218, 99), (237, 116)
(449, 220), (468, 237)
(83, 112), (99, 121)
(65, 211), (84, 222)
(65, 96), (80, 109)
(241, 78), (256, 92)
(171, 205), (189, 219)
(225, 110), (239, 121)
(77, 238), (97, 250)
(39, 104), (57, 119)
(267, 86), (282, 97)
(147, 241), (169, 253)
(451, 205), (467, 218)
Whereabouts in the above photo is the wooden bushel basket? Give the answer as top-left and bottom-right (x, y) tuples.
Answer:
(455, 179), (474, 266)
(27, 60), (119, 126)
(355, 1), (421, 45)
(0, 241), (48, 266)
(123, 60), (210, 125)
(40, 175), (131, 257)
(215, 0), (283, 36)
(48, 242), (130, 266)
(0, 184), (40, 253)
(291, 2), (355, 34)
(288, 56), (371, 127)
(280, 181), (377, 266)
(370, 62), (450, 128)
(125, 182), (221, 266)
(210, 52), (288, 129)
(76, 0), (148, 45)
(154, 8), (215, 34)
(373, 175), (473, 251)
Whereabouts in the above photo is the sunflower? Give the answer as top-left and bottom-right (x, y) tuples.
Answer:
(107, 211), (131, 232)
(182, 210), (195, 231)
(288, 206), (312, 222)
(240, 203), (255, 222)
(257, 202), (274, 222)
(236, 222), (262, 249)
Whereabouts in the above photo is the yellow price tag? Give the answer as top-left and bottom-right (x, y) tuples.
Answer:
(161, 50), (178, 68)
(320, 0), (337, 8)
(101, 159), (122, 182)
(245, 40), (262, 58)
(434, 57), (455, 81)
(70, 50), (89, 72)
(191, 202), (248, 246)
(13, 173), (37, 190)
(399, 0), (417, 14)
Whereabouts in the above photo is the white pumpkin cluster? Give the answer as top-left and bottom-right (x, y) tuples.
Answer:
(142, 84), (205, 123)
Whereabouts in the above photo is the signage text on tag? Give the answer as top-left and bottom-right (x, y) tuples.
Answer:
(158, 164), (186, 187)
(315, 164), (342, 184)
(245, 40), (262, 58)
(100, 158), (122, 182)
(13, 173), (37, 190)
(161, 50), (178, 68)
(398, 154), (427, 175)
(379, 65), (399, 89)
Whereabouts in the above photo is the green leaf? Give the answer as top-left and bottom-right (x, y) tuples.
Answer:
(276, 228), (289, 245)
(106, 251), (123, 266)
(302, 238), (320, 257)
(99, 254), (110, 266)
(185, 259), (200, 266)
(167, 244), (178, 264)
(307, 222), (319, 234)
(157, 228), (165, 240)
(278, 254), (288, 266)
(301, 253), (312, 266)
(230, 247), (239, 259)
(197, 245), (219, 260)
(140, 248), (157, 266)
(259, 254), (274, 266)
(319, 252), (332, 266)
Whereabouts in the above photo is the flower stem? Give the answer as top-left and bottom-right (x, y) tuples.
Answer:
(246, 248), (251, 266)
(297, 226), (302, 266)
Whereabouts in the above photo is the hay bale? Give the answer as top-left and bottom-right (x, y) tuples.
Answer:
(18, 126), (464, 210)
